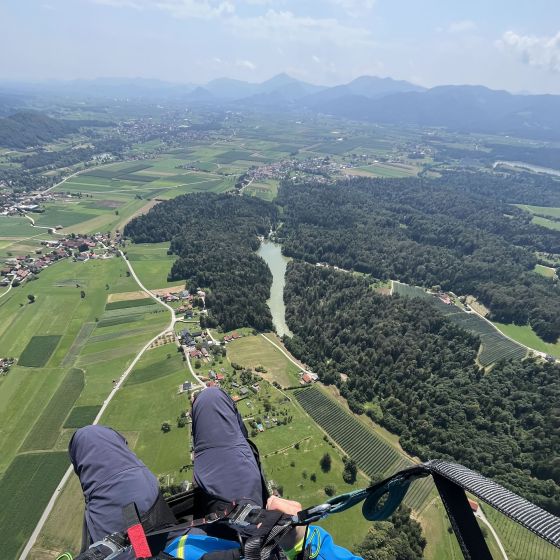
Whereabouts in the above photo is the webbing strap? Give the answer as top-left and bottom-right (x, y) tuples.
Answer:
(243, 522), (291, 560)
(123, 503), (152, 559)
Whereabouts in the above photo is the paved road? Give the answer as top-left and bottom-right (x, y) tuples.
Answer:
(18, 251), (180, 560)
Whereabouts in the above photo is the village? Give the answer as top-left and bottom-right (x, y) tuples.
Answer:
(0, 189), (56, 217)
(0, 232), (114, 287)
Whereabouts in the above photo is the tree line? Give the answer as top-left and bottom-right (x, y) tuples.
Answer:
(283, 262), (560, 515)
(125, 193), (277, 332)
(276, 172), (560, 342)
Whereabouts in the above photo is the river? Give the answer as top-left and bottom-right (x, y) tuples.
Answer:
(257, 240), (293, 337)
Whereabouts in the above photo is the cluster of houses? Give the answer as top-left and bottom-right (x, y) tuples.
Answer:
(238, 156), (345, 189)
(0, 233), (112, 287)
(0, 190), (54, 216)
(222, 332), (242, 343)
(1, 248), (67, 286)
(160, 289), (206, 316)
(0, 357), (15, 375)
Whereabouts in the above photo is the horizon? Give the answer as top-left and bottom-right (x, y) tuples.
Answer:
(1, 1), (560, 95)
(0, 72), (552, 97)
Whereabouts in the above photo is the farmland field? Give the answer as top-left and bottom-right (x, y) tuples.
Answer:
(296, 385), (434, 512)
(347, 162), (419, 178)
(18, 335), (62, 367)
(535, 264), (556, 278)
(0, 452), (70, 560)
(63, 405), (102, 428)
(244, 180), (279, 201)
(485, 505), (559, 560)
(392, 282), (527, 366)
(493, 322), (560, 358)
(0, 256), (169, 557)
(20, 368), (84, 451)
(105, 297), (154, 310)
(516, 204), (560, 219)
(532, 216), (560, 231)
(125, 242), (185, 289)
(226, 334), (301, 387)
(0, 215), (36, 236)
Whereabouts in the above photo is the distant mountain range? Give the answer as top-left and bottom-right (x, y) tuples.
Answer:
(1, 74), (560, 140)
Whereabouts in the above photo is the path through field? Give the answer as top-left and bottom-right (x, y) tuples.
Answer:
(475, 507), (509, 560)
(18, 250), (201, 560)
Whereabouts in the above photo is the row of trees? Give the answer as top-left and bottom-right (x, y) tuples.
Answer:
(283, 262), (560, 515)
(125, 193), (278, 332)
(277, 172), (560, 341)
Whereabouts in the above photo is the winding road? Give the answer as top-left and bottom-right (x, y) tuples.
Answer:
(18, 250), (201, 560)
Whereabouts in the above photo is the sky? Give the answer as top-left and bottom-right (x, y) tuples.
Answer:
(1, 0), (560, 93)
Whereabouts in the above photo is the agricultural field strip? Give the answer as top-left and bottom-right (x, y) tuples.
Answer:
(18, 251), (178, 560)
(102, 303), (162, 317)
(296, 387), (433, 511)
(18, 335), (62, 368)
(19, 368), (84, 452)
(0, 453), (70, 560)
(61, 323), (96, 367)
(392, 282), (527, 365)
(105, 297), (154, 310)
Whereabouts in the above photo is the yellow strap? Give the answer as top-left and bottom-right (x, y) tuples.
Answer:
(176, 533), (189, 559)
(285, 536), (305, 560)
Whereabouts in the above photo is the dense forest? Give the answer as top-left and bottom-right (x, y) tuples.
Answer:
(284, 263), (560, 515)
(277, 172), (560, 341)
(125, 193), (277, 331)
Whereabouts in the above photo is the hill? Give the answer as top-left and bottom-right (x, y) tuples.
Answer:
(309, 85), (560, 140)
(0, 111), (109, 149)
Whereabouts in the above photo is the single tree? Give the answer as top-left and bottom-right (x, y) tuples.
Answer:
(320, 452), (332, 473)
(27, 294), (35, 303)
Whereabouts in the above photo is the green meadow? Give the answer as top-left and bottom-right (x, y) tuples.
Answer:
(125, 242), (185, 289)
(0, 256), (170, 558)
(493, 322), (560, 358)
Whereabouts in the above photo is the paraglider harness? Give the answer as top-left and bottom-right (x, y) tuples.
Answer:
(71, 459), (560, 560)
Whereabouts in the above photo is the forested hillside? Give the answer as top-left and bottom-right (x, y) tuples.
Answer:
(277, 173), (560, 342)
(284, 262), (560, 515)
(125, 193), (277, 331)
(0, 111), (107, 148)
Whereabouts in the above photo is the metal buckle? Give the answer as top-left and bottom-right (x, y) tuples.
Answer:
(228, 503), (262, 527)
(295, 503), (332, 524)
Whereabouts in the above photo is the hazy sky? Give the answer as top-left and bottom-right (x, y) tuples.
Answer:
(2, 0), (560, 93)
